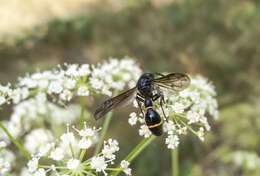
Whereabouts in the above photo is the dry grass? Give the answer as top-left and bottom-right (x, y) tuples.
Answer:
(0, 0), (179, 40)
(0, 0), (98, 39)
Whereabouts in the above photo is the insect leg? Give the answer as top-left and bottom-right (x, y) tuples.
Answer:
(136, 93), (145, 118)
(136, 93), (145, 102)
(160, 95), (168, 122)
(152, 94), (160, 101)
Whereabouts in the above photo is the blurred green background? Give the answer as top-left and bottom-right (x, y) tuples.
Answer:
(0, 0), (260, 175)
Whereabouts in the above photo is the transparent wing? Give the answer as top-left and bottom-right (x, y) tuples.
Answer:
(94, 87), (137, 120)
(153, 73), (190, 95)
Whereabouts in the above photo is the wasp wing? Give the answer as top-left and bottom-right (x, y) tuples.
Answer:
(94, 87), (137, 120)
(153, 73), (190, 95)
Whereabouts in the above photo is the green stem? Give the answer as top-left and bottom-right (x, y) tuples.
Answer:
(79, 148), (87, 162)
(93, 91), (118, 156)
(94, 111), (113, 155)
(0, 122), (31, 160)
(80, 96), (85, 128)
(172, 148), (179, 176)
(78, 96), (87, 161)
(111, 135), (156, 176)
(69, 143), (75, 158)
(175, 114), (197, 135)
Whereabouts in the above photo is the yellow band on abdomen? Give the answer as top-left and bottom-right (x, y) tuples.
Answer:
(148, 120), (163, 128)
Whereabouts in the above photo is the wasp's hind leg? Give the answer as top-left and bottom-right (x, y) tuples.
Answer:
(152, 89), (168, 122)
(136, 93), (145, 118)
(160, 95), (168, 122)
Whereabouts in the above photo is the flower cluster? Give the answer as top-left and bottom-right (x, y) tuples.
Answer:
(23, 123), (131, 176)
(0, 94), (81, 144)
(128, 75), (218, 149)
(0, 58), (140, 175)
(0, 57), (141, 107)
(90, 57), (142, 96)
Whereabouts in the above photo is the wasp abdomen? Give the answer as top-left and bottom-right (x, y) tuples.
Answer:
(145, 108), (163, 136)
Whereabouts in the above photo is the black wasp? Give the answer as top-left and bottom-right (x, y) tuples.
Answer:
(94, 73), (190, 136)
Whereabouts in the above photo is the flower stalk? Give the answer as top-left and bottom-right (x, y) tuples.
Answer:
(94, 90), (118, 156)
(111, 135), (156, 176)
(0, 122), (31, 160)
(172, 147), (179, 176)
(80, 96), (85, 128)
(94, 111), (113, 155)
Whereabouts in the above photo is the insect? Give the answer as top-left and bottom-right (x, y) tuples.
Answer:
(94, 73), (190, 136)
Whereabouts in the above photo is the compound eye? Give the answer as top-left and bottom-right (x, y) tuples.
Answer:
(148, 73), (154, 78)
(142, 73), (154, 78)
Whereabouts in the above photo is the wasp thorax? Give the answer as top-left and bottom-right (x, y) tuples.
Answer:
(136, 73), (154, 98)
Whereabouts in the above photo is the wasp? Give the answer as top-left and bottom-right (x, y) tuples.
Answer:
(94, 73), (190, 136)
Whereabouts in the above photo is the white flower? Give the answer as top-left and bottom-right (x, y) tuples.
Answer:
(177, 126), (187, 135)
(34, 168), (46, 176)
(27, 157), (39, 173)
(77, 86), (89, 96)
(120, 160), (129, 169)
(165, 135), (179, 149)
(128, 112), (137, 126)
(132, 99), (138, 108)
(60, 90), (73, 101)
(19, 77), (37, 88)
(73, 122), (95, 137)
(78, 64), (91, 76)
(163, 120), (176, 134)
(48, 81), (63, 94)
(122, 73), (131, 81)
(138, 115), (145, 123)
(102, 139), (119, 160)
(10, 88), (22, 104)
(50, 147), (64, 161)
(107, 139), (119, 152)
(187, 111), (200, 124)
(36, 93), (47, 102)
(102, 145), (115, 160)
(0, 158), (10, 174)
(90, 78), (104, 90)
(64, 78), (76, 89)
(51, 104), (81, 125)
(38, 143), (54, 157)
(90, 156), (107, 174)
(78, 138), (92, 149)
(120, 160), (132, 175)
(139, 125), (152, 138)
(67, 159), (80, 170)
(25, 129), (53, 154)
(171, 102), (185, 114)
(101, 87), (112, 96)
(60, 132), (75, 146)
